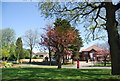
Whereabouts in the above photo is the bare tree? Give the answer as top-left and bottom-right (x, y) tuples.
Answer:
(96, 41), (110, 51)
(23, 29), (38, 63)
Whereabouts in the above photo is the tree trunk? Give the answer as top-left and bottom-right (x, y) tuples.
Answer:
(104, 56), (107, 66)
(17, 52), (19, 63)
(105, 2), (120, 75)
(72, 59), (74, 64)
(48, 47), (52, 65)
(29, 47), (32, 63)
(58, 54), (62, 69)
(3, 57), (5, 61)
(62, 55), (65, 65)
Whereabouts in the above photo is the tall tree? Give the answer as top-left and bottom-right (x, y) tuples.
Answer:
(38, 2), (120, 75)
(41, 21), (82, 68)
(23, 29), (38, 63)
(9, 42), (16, 61)
(16, 37), (23, 63)
(54, 18), (83, 64)
(0, 28), (15, 48)
(0, 28), (16, 61)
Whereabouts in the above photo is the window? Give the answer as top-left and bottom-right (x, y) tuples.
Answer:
(84, 52), (88, 55)
(90, 51), (95, 54)
(39, 55), (44, 57)
(36, 55), (38, 57)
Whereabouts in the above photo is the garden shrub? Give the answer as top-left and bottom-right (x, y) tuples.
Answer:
(1, 61), (13, 68)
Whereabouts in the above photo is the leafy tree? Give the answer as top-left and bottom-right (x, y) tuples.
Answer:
(16, 37), (23, 62)
(23, 29), (38, 63)
(38, 2), (120, 75)
(54, 18), (83, 64)
(23, 49), (30, 59)
(95, 50), (110, 66)
(0, 28), (16, 61)
(0, 28), (15, 48)
(1, 48), (10, 61)
(41, 22), (82, 68)
(9, 42), (16, 61)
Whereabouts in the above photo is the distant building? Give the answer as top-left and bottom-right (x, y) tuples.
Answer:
(32, 52), (49, 58)
(80, 45), (110, 61)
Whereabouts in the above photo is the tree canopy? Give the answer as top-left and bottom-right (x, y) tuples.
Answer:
(0, 28), (16, 48)
(23, 29), (39, 63)
(16, 37), (23, 61)
(40, 18), (83, 68)
(38, 2), (120, 75)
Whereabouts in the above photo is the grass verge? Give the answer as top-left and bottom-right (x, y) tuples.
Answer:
(1, 67), (120, 81)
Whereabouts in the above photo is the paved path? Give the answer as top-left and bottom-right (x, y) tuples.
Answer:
(20, 64), (111, 69)
(63, 66), (111, 69)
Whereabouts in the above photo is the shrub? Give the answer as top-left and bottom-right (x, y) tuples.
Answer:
(12, 62), (20, 64)
(1, 61), (7, 65)
(32, 56), (37, 59)
(1, 61), (13, 68)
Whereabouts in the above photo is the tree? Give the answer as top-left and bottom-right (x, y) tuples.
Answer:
(22, 49), (30, 59)
(54, 18), (83, 64)
(9, 42), (16, 61)
(0, 28), (15, 48)
(1, 48), (10, 61)
(95, 50), (110, 66)
(96, 41), (110, 51)
(16, 37), (23, 63)
(23, 29), (38, 63)
(0, 28), (16, 61)
(38, 2), (120, 75)
(41, 21), (82, 68)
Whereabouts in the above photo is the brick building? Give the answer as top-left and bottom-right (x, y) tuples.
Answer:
(80, 45), (110, 61)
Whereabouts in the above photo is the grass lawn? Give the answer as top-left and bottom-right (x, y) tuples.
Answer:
(1, 67), (120, 81)
(91, 63), (111, 67)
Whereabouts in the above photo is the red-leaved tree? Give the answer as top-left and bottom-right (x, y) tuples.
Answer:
(95, 50), (110, 66)
(40, 26), (78, 68)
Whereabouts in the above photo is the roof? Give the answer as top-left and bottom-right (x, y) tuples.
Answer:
(33, 52), (49, 55)
(81, 45), (104, 52)
(95, 50), (110, 55)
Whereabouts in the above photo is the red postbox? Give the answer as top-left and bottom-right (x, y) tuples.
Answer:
(77, 60), (80, 68)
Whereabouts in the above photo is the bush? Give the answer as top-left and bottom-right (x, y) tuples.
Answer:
(12, 62), (20, 64)
(1, 61), (7, 65)
(32, 56), (44, 59)
(32, 56), (37, 59)
(2, 61), (13, 68)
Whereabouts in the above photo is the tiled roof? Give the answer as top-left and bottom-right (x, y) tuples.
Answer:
(95, 50), (110, 55)
(81, 45), (104, 52)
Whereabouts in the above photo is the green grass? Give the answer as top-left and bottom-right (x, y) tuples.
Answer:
(1, 67), (120, 81)
(91, 63), (111, 67)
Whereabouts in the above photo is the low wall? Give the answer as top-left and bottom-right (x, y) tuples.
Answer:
(19, 59), (44, 63)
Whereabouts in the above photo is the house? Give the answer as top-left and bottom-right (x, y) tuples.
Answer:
(32, 52), (49, 58)
(80, 45), (110, 61)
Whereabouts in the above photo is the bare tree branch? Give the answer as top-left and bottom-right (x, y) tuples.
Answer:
(114, 2), (120, 11)
(98, 15), (107, 21)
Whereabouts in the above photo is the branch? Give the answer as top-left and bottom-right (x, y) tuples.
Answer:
(81, 3), (104, 18)
(98, 15), (107, 21)
(92, 8), (101, 40)
(114, 2), (120, 11)
(94, 8), (100, 27)
(56, 3), (104, 14)
(81, 8), (97, 17)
